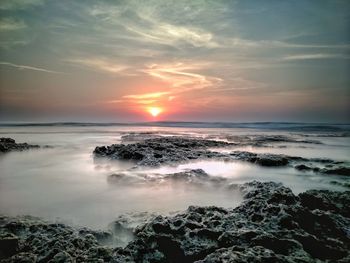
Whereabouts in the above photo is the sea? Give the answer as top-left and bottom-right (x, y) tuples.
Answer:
(0, 122), (349, 229)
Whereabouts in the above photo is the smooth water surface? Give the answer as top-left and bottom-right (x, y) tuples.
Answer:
(0, 125), (349, 229)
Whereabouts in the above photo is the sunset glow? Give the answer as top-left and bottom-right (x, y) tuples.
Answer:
(148, 107), (162, 117)
(0, 0), (349, 123)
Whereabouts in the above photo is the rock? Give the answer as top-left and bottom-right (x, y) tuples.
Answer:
(93, 136), (350, 176)
(230, 151), (290, 166)
(320, 166), (350, 176)
(117, 181), (350, 262)
(0, 137), (40, 153)
(0, 234), (19, 258)
(1, 182), (349, 262)
(94, 137), (232, 166)
(196, 246), (294, 263)
(295, 164), (313, 171)
(50, 251), (73, 263)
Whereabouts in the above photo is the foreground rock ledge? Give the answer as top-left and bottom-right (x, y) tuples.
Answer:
(1, 181), (349, 262)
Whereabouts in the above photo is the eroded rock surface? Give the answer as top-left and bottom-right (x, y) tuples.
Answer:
(94, 137), (232, 166)
(1, 181), (349, 262)
(0, 138), (40, 153)
(94, 136), (349, 176)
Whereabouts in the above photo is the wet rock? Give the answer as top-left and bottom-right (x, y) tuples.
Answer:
(196, 246), (293, 263)
(94, 136), (350, 177)
(0, 216), (113, 262)
(0, 234), (19, 258)
(230, 151), (290, 166)
(1, 182), (349, 262)
(320, 166), (350, 176)
(117, 181), (350, 262)
(295, 164), (313, 171)
(299, 189), (350, 217)
(0, 138), (40, 153)
(164, 169), (211, 183)
(94, 137), (232, 166)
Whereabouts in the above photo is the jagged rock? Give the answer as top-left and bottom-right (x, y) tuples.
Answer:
(2, 182), (348, 262)
(120, 182), (350, 262)
(229, 151), (291, 166)
(94, 137), (350, 176)
(0, 138), (40, 153)
(94, 137), (232, 166)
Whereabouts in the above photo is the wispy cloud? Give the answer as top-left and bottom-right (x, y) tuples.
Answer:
(88, 1), (220, 49)
(0, 62), (64, 74)
(142, 62), (222, 92)
(283, 53), (349, 61)
(0, 0), (45, 10)
(66, 58), (129, 74)
(0, 18), (26, 31)
(119, 91), (171, 107)
(223, 38), (350, 50)
(123, 91), (171, 100)
(126, 22), (217, 48)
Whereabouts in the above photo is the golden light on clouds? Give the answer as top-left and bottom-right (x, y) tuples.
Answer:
(148, 107), (162, 117)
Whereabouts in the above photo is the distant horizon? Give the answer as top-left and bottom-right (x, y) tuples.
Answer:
(1, 120), (349, 126)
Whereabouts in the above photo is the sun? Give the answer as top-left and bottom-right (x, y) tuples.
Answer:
(148, 107), (162, 117)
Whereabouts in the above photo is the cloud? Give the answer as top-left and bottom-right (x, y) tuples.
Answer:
(123, 91), (171, 100)
(142, 62), (222, 92)
(66, 58), (129, 74)
(87, 1), (219, 49)
(0, 0), (45, 10)
(223, 38), (350, 50)
(282, 53), (349, 60)
(126, 22), (217, 48)
(120, 91), (171, 107)
(0, 18), (27, 31)
(0, 62), (64, 74)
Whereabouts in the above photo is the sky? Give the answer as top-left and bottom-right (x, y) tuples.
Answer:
(0, 0), (349, 123)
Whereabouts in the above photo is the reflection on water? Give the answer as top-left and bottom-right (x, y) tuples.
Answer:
(144, 160), (347, 194)
(0, 148), (242, 229)
(0, 126), (349, 229)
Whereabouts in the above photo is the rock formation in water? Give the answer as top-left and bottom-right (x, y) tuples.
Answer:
(94, 137), (232, 166)
(94, 136), (350, 176)
(1, 181), (349, 262)
(0, 138), (40, 153)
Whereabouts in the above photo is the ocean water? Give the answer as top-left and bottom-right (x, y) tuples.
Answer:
(0, 124), (349, 229)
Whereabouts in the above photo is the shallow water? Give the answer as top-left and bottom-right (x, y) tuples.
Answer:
(0, 126), (349, 229)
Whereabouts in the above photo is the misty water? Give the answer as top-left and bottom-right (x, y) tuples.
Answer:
(0, 125), (349, 230)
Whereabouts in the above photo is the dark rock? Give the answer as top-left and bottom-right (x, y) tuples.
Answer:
(230, 151), (290, 166)
(320, 167), (350, 176)
(0, 234), (19, 258)
(0, 137), (40, 153)
(94, 137), (232, 166)
(1, 182), (349, 262)
(295, 164), (313, 171)
(93, 136), (350, 177)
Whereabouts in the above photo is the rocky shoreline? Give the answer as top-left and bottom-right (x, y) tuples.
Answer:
(1, 135), (350, 262)
(94, 136), (350, 176)
(1, 181), (349, 262)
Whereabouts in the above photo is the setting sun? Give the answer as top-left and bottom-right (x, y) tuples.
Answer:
(148, 107), (162, 117)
